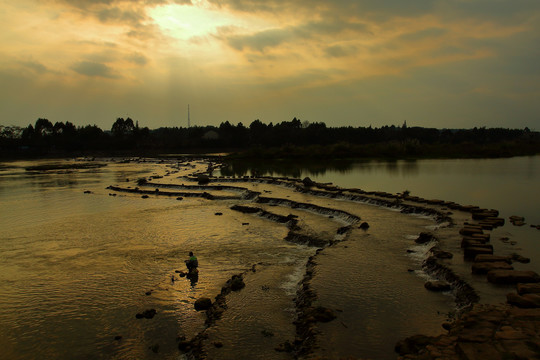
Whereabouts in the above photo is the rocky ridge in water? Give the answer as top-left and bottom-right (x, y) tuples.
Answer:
(106, 159), (540, 359)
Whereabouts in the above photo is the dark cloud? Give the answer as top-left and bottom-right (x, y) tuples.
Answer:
(71, 61), (119, 78)
(20, 61), (49, 74)
(127, 52), (149, 65)
(324, 44), (358, 58)
(219, 19), (369, 52)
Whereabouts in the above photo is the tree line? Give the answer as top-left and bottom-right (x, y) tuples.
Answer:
(1, 117), (538, 159)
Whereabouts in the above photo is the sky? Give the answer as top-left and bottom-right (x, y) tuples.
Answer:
(1, 0), (539, 130)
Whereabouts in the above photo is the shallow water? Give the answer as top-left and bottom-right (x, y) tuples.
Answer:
(1, 156), (538, 359)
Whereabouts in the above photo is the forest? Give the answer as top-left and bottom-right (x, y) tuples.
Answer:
(1, 117), (539, 159)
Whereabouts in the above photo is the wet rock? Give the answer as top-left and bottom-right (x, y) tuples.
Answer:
(197, 174), (210, 184)
(178, 340), (192, 352)
(517, 283), (540, 295)
(275, 340), (294, 352)
(229, 275), (245, 291)
(415, 232), (436, 244)
(194, 297), (212, 311)
(507, 293), (540, 308)
(487, 270), (540, 284)
(472, 261), (513, 274)
(464, 246), (493, 259)
(302, 177), (315, 187)
(474, 254), (512, 263)
(424, 280), (451, 292)
(395, 334), (436, 356)
(511, 253), (531, 263)
(135, 309), (157, 319)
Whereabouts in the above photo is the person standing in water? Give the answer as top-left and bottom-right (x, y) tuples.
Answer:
(185, 251), (198, 273)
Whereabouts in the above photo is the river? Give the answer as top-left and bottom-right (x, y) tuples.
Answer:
(0, 155), (538, 359)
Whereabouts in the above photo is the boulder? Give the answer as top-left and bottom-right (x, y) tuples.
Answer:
(302, 177), (315, 187)
(194, 297), (212, 311)
(197, 174), (210, 184)
(507, 293), (540, 308)
(424, 280), (451, 292)
(487, 270), (540, 284)
(472, 261), (513, 274)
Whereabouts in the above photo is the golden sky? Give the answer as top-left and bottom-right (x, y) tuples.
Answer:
(1, 0), (539, 129)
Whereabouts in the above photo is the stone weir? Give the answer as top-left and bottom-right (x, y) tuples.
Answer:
(108, 171), (539, 359)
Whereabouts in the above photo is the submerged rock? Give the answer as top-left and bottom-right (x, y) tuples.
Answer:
(135, 309), (157, 319)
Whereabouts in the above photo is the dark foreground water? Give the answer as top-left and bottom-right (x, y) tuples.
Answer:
(0, 156), (538, 359)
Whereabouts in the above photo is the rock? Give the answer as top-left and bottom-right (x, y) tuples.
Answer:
(511, 253), (531, 263)
(135, 309), (157, 319)
(395, 334), (436, 356)
(359, 222), (370, 230)
(114, 335), (122, 341)
(464, 246), (493, 259)
(194, 297), (212, 311)
(213, 341), (223, 348)
(424, 280), (451, 292)
(229, 275), (245, 291)
(474, 254), (512, 263)
(302, 177), (315, 187)
(176, 197), (183, 201)
(274, 341), (294, 352)
(459, 226), (484, 236)
(517, 283), (540, 295)
(178, 340), (192, 352)
(472, 261), (513, 274)
(197, 174), (210, 184)
(487, 270), (540, 284)
(507, 293), (540, 308)
(215, 212), (223, 216)
(415, 232), (436, 244)
(141, 195), (149, 199)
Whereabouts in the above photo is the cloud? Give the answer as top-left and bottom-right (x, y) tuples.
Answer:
(71, 61), (120, 78)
